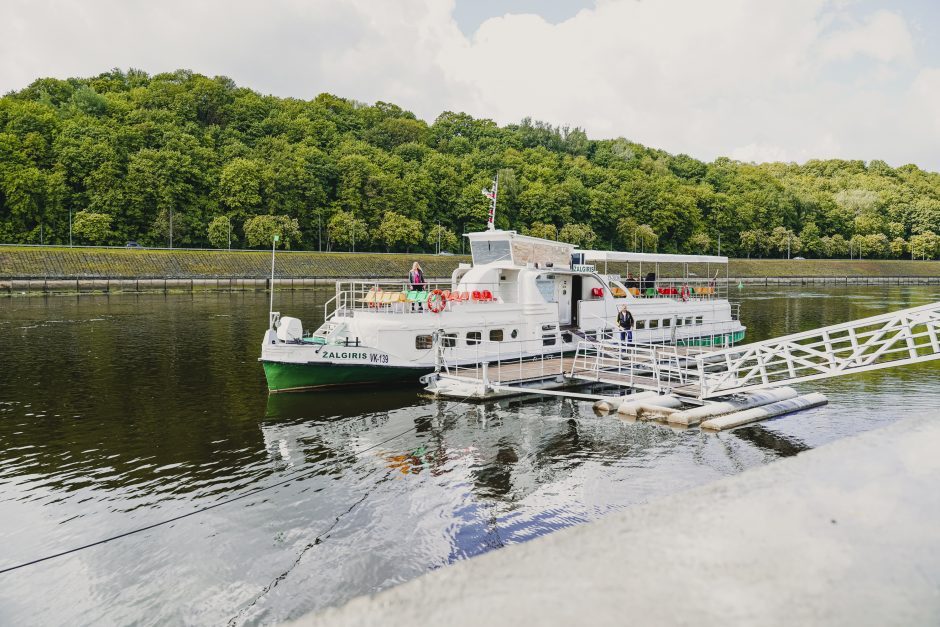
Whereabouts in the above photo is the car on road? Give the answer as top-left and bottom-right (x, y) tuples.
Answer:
(125, 241), (143, 248)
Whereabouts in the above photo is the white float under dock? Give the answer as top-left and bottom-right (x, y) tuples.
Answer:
(701, 393), (830, 431)
(667, 387), (799, 427)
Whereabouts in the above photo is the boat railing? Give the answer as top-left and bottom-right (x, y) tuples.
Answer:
(616, 277), (727, 301)
(582, 311), (742, 347)
(325, 280), (505, 319)
(435, 335), (568, 385)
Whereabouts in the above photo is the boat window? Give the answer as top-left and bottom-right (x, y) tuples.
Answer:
(695, 315), (704, 325)
(467, 331), (482, 346)
(536, 279), (556, 303)
(416, 335), (433, 349)
(685, 317), (694, 326)
(663, 318), (671, 327)
(609, 280), (628, 298)
(490, 329), (503, 342)
(470, 239), (512, 265)
(510, 329), (518, 339)
(636, 320), (646, 330)
(676, 318), (683, 326)
(442, 333), (457, 348)
(649, 319), (659, 329)
(542, 335), (556, 346)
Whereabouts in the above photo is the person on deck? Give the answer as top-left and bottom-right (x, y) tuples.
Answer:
(625, 272), (639, 290)
(617, 304), (634, 343)
(409, 262), (426, 311)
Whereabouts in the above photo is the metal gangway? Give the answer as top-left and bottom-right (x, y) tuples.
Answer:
(572, 302), (940, 400)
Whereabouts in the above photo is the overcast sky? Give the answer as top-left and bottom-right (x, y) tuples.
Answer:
(2, 0), (940, 170)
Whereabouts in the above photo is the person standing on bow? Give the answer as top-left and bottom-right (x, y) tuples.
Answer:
(616, 304), (634, 344)
(409, 261), (426, 311)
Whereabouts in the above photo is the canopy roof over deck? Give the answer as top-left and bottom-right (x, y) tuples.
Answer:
(579, 250), (728, 265)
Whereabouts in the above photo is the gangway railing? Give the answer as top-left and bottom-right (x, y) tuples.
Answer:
(434, 335), (567, 387)
(691, 301), (940, 398)
(569, 340), (701, 393)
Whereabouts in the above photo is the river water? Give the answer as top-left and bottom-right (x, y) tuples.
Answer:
(1, 285), (938, 625)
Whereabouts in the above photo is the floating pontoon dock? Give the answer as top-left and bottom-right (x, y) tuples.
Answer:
(424, 301), (940, 430)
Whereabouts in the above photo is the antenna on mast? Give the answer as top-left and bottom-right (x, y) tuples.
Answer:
(482, 172), (498, 231)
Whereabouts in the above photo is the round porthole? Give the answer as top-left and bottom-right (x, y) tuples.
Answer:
(510, 329), (518, 339)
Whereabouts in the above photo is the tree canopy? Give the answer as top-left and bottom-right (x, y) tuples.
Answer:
(0, 68), (937, 259)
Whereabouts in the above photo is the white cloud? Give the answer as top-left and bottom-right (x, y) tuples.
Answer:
(0, 0), (938, 170)
(819, 10), (915, 63)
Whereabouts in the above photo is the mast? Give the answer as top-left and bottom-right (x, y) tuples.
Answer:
(482, 172), (498, 231)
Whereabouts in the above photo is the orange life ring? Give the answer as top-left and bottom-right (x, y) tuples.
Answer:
(427, 292), (446, 313)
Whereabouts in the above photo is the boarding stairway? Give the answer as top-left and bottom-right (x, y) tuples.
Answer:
(571, 301), (940, 399)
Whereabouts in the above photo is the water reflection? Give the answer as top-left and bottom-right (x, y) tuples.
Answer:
(732, 425), (810, 457)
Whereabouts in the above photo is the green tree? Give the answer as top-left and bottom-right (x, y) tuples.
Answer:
(72, 211), (113, 244)
(243, 215), (300, 249)
(207, 215), (233, 249)
(739, 230), (763, 258)
(687, 231), (711, 253)
(378, 211), (422, 252)
(822, 234), (849, 258)
(769, 226), (800, 257)
(799, 222), (823, 258)
(219, 158), (267, 214)
(910, 231), (938, 259)
(861, 233), (889, 258)
(889, 237), (906, 258)
(426, 224), (459, 253)
(327, 211), (369, 251)
(558, 223), (597, 248)
(525, 222), (557, 240)
(635, 224), (658, 252)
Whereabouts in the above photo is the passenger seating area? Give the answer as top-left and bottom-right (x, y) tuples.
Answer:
(358, 287), (497, 311)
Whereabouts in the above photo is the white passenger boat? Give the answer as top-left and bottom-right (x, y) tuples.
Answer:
(260, 230), (745, 392)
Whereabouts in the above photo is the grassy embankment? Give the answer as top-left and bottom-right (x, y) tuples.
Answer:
(0, 246), (938, 280)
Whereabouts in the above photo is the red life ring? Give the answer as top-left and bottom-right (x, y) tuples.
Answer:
(680, 285), (690, 301)
(427, 292), (446, 313)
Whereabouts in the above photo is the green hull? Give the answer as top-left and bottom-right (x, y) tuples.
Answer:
(677, 329), (747, 347)
(263, 360), (431, 392)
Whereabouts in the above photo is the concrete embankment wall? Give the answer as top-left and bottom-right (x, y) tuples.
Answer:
(1, 246), (939, 294)
(4, 275), (939, 296)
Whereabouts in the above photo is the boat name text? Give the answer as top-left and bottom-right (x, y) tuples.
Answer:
(319, 350), (389, 364)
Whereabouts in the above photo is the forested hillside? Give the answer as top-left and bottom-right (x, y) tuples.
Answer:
(1, 69), (938, 259)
